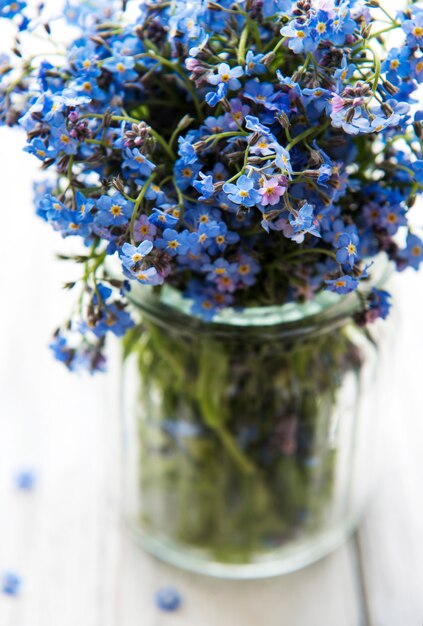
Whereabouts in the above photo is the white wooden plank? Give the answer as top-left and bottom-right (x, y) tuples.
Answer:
(116, 536), (364, 626)
(358, 271), (423, 626)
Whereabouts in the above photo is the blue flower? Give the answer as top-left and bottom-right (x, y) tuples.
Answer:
(123, 148), (155, 176)
(234, 255), (260, 286)
(367, 288), (392, 321)
(23, 137), (57, 161)
(195, 220), (221, 250)
(193, 172), (214, 199)
(207, 62), (243, 91)
(92, 304), (134, 338)
(274, 145), (293, 177)
(289, 204), (321, 243)
(399, 233), (423, 270)
(382, 47), (411, 86)
(102, 49), (137, 82)
(335, 232), (360, 268)
(174, 157), (201, 191)
(309, 11), (333, 42)
(0, 1), (26, 18)
(245, 115), (271, 135)
(325, 275), (359, 294)
(401, 10), (423, 48)
(223, 174), (261, 207)
(15, 470), (36, 491)
(245, 50), (266, 76)
(205, 82), (227, 107)
(280, 22), (315, 54)
(49, 125), (78, 155)
(244, 80), (276, 108)
(155, 228), (198, 256)
(120, 240), (153, 269)
(148, 208), (179, 228)
(95, 193), (134, 227)
(2, 572), (21, 596)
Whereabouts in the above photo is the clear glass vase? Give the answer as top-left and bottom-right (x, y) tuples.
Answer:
(121, 282), (388, 579)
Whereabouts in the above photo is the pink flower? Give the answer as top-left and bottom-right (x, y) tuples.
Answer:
(133, 214), (157, 243)
(258, 177), (286, 206)
(331, 94), (345, 114)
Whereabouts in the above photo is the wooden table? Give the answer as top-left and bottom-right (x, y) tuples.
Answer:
(1, 128), (422, 626)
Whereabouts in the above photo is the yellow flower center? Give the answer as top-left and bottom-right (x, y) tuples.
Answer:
(216, 235), (225, 244)
(221, 73), (230, 82)
(116, 62), (125, 72)
(412, 245), (422, 256)
(132, 253), (142, 262)
(390, 59), (399, 70)
(239, 190), (249, 198)
(167, 240), (179, 249)
(110, 205), (122, 216)
(239, 264), (250, 274)
(182, 167), (192, 178)
(413, 26), (423, 37)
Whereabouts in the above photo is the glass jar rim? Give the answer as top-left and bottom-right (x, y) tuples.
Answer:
(126, 255), (392, 340)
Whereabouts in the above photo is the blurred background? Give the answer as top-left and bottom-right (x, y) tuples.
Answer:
(0, 1), (423, 625)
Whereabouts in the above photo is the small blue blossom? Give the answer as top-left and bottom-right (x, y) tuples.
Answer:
(223, 175), (261, 207)
(123, 148), (155, 176)
(120, 240), (153, 269)
(289, 204), (321, 243)
(23, 137), (57, 161)
(325, 275), (359, 294)
(280, 22), (315, 54)
(207, 62), (243, 91)
(155, 228), (198, 256)
(15, 470), (36, 491)
(95, 193), (134, 227)
(148, 208), (179, 228)
(398, 233), (423, 270)
(49, 125), (78, 155)
(193, 172), (214, 199)
(245, 50), (266, 76)
(2, 572), (21, 596)
(335, 232), (360, 268)
(245, 115), (271, 135)
(401, 11), (423, 48)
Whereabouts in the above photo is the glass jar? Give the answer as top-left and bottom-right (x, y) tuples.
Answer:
(121, 278), (389, 579)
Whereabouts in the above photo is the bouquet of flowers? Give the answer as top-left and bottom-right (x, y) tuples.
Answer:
(1, 0), (422, 372)
(2, 0), (423, 573)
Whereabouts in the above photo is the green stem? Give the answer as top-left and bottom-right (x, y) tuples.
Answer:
(129, 173), (156, 244)
(237, 25), (249, 65)
(213, 425), (256, 475)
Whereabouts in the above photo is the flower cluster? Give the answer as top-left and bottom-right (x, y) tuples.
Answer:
(1, 0), (423, 370)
